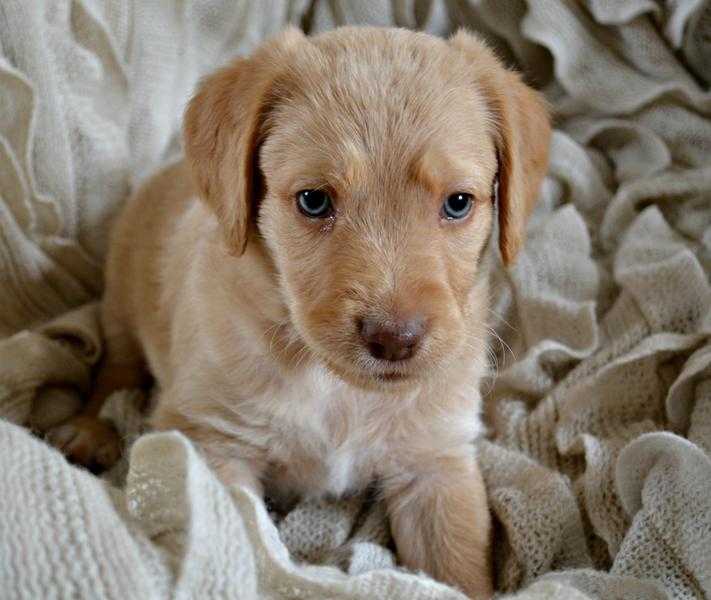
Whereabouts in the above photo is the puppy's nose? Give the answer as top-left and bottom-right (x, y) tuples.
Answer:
(358, 317), (425, 361)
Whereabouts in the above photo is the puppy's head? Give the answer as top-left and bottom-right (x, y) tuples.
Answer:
(184, 26), (550, 389)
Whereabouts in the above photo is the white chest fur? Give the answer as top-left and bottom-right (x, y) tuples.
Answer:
(251, 366), (410, 500)
(162, 267), (486, 505)
(185, 362), (482, 503)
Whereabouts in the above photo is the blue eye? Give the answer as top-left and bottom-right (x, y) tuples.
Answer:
(297, 190), (333, 218)
(442, 193), (473, 220)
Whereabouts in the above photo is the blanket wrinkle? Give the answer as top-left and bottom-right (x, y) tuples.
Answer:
(2, 1), (711, 598)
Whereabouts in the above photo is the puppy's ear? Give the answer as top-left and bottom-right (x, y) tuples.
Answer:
(450, 30), (551, 265)
(184, 27), (306, 255)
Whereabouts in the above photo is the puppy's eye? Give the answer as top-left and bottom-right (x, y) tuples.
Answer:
(297, 189), (333, 218)
(442, 193), (473, 220)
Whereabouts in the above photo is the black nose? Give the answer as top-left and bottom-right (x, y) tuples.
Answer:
(358, 317), (426, 362)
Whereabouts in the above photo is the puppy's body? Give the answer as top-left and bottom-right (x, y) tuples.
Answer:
(107, 159), (488, 504)
(52, 27), (550, 599)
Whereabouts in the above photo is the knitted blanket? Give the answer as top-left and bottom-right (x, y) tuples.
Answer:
(1, 1), (711, 598)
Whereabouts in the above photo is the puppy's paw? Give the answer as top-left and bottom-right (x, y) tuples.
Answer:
(47, 416), (121, 473)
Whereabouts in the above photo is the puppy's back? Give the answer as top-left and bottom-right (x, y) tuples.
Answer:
(102, 160), (197, 377)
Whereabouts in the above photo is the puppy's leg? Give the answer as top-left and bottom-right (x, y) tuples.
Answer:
(384, 454), (492, 600)
(202, 449), (264, 498)
(151, 404), (264, 497)
(48, 308), (147, 472)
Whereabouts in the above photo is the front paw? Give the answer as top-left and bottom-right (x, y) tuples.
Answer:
(47, 415), (121, 473)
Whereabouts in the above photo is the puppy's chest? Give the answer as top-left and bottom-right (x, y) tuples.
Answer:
(256, 376), (406, 499)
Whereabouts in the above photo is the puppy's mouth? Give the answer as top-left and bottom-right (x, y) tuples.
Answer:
(354, 357), (422, 388)
(319, 353), (418, 390)
(374, 371), (409, 383)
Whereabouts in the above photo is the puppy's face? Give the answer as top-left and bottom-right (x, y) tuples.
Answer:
(259, 63), (496, 387)
(184, 27), (550, 390)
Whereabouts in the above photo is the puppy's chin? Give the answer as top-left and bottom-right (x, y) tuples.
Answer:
(319, 354), (422, 393)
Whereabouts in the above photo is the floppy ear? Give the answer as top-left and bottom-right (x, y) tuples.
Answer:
(183, 27), (306, 255)
(450, 30), (551, 265)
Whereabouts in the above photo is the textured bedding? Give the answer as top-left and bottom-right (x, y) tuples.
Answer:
(1, 1), (711, 598)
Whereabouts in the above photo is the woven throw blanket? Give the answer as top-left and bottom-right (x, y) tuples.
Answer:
(1, 1), (711, 598)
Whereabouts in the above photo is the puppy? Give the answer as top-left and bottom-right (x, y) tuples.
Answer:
(49, 26), (550, 599)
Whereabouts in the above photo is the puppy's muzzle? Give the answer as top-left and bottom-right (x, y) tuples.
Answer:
(358, 316), (426, 362)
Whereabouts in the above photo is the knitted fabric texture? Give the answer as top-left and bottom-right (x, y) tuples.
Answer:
(1, 1), (711, 599)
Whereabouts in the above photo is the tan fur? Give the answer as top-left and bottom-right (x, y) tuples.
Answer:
(385, 454), (492, 599)
(51, 26), (550, 599)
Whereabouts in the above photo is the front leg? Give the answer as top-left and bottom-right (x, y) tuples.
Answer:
(151, 403), (264, 497)
(384, 453), (492, 599)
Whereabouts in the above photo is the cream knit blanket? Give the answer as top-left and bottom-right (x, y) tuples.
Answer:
(1, 1), (710, 599)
